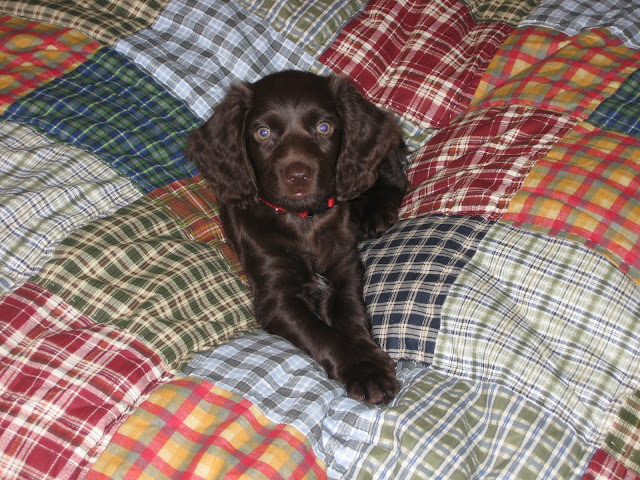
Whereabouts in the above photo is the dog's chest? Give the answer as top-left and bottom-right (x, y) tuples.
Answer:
(289, 211), (353, 272)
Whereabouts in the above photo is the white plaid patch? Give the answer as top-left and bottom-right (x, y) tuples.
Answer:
(522, 0), (640, 49)
(436, 223), (640, 446)
(0, 122), (141, 295)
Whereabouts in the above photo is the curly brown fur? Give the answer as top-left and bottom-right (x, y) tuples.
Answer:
(187, 70), (408, 404)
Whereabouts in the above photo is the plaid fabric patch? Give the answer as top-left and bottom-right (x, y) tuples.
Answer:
(33, 196), (257, 372)
(522, 0), (640, 49)
(463, 0), (540, 24)
(472, 26), (640, 119)
(185, 330), (374, 479)
(2, 47), (200, 194)
(86, 377), (327, 480)
(148, 175), (246, 284)
(348, 367), (592, 479)
(0, 282), (170, 480)
(319, 0), (513, 130)
(186, 331), (593, 479)
(399, 104), (575, 220)
(359, 215), (491, 364)
(236, 0), (367, 56)
(0, 122), (141, 295)
(0, 0), (169, 45)
(590, 67), (640, 136)
(115, 0), (319, 121)
(604, 390), (640, 475)
(502, 121), (640, 285)
(583, 449), (640, 480)
(436, 223), (640, 446)
(0, 15), (100, 114)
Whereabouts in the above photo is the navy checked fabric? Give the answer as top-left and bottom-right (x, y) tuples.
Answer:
(589, 67), (640, 136)
(2, 48), (200, 194)
(116, 0), (320, 120)
(359, 215), (491, 364)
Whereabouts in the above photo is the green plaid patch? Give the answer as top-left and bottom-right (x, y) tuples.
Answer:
(33, 196), (257, 372)
(237, 0), (367, 56)
(589, 67), (640, 136)
(3, 48), (200, 194)
(604, 390), (640, 473)
(462, 0), (541, 24)
(0, 0), (169, 45)
(350, 368), (591, 479)
(0, 122), (141, 294)
(436, 223), (640, 446)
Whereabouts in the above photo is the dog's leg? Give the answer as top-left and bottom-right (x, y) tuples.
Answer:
(321, 254), (400, 404)
(252, 261), (399, 404)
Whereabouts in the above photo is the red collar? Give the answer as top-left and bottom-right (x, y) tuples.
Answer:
(258, 196), (335, 218)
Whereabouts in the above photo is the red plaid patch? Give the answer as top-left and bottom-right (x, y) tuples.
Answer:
(0, 15), (101, 113)
(0, 283), (170, 480)
(400, 104), (575, 219)
(583, 449), (640, 480)
(148, 174), (225, 244)
(503, 122), (640, 285)
(319, 0), (513, 129)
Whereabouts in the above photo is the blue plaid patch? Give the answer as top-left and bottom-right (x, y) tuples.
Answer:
(589, 67), (640, 136)
(522, 0), (640, 49)
(184, 329), (379, 479)
(116, 0), (320, 120)
(2, 48), (200, 194)
(359, 215), (491, 364)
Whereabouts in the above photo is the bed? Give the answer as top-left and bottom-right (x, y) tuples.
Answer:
(1, 0), (639, 478)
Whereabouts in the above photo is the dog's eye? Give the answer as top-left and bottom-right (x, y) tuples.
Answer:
(254, 127), (271, 142)
(317, 121), (333, 136)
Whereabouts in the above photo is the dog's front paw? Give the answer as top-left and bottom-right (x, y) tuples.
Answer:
(352, 190), (403, 240)
(360, 204), (399, 239)
(338, 344), (400, 404)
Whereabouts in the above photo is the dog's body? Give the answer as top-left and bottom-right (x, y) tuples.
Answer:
(187, 71), (407, 404)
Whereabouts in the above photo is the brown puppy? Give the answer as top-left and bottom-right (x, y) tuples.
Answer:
(187, 70), (407, 404)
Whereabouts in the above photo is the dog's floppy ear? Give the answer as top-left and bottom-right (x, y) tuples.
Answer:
(330, 75), (404, 201)
(186, 82), (256, 206)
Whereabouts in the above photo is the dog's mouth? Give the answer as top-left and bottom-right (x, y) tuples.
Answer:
(281, 191), (329, 211)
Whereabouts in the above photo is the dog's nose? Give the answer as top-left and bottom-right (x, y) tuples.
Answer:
(285, 163), (312, 187)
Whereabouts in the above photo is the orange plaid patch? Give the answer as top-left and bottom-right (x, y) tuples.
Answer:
(503, 121), (640, 285)
(87, 378), (327, 480)
(0, 15), (101, 113)
(472, 26), (640, 120)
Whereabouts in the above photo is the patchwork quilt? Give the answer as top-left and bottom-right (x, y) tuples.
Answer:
(1, 0), (639, 478)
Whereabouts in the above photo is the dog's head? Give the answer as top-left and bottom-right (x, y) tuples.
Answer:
(187, 70), (403, 212)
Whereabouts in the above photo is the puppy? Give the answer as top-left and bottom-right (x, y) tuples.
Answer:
(187, 70), (407, 404)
